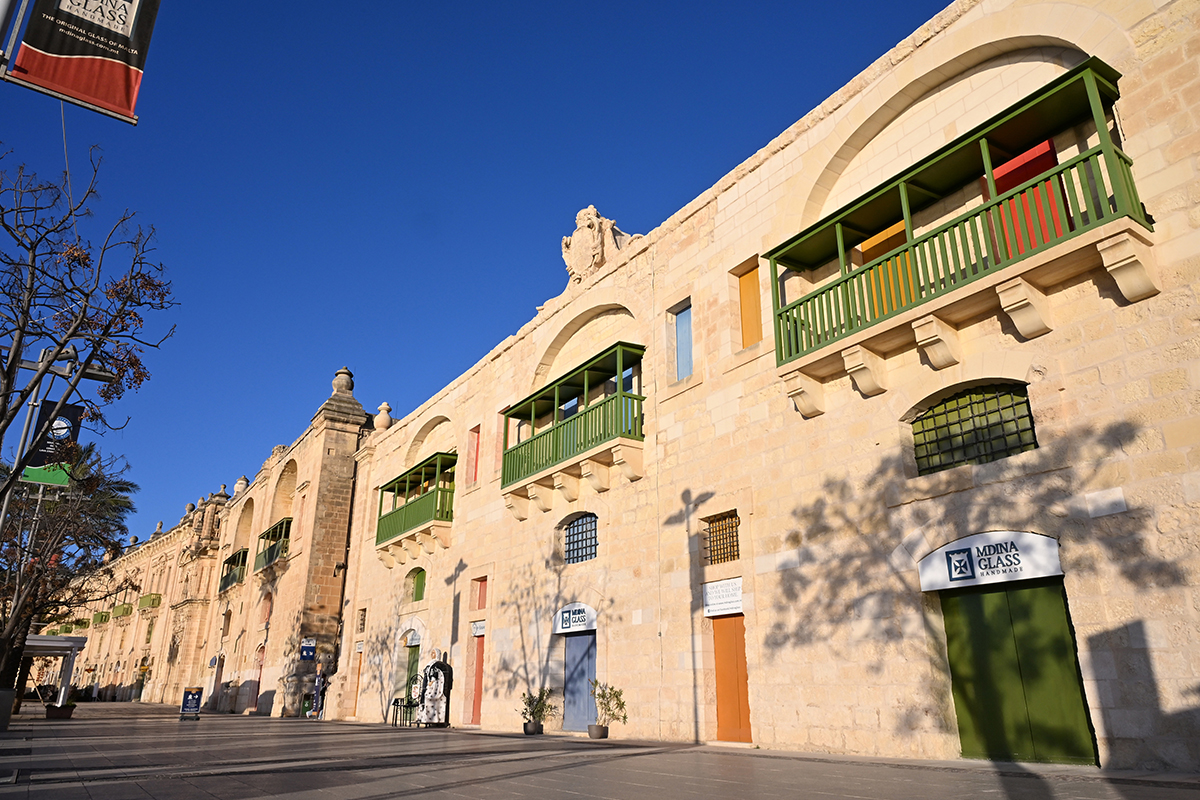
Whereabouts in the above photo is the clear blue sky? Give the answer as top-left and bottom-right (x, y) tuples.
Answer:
(1, 0), (950, 538)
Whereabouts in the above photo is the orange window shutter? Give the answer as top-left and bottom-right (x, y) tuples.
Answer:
(738, 268), (762, 349)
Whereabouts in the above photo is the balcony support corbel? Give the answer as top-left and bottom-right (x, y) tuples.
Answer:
(428, 525), (451, 550)
(842, 345), (888, 397)
(912, 315), (962, 369)
(781, 369), (825, 417)
(553, 471), (580, 503)
(504, 490), (529, 521)
(388, 543), (407, 565)
(612, 444), (643, 482)
(997, 276), (1052, 338)
(376, 548), (395, 569)
(416, 531), (437, 554)
(527, 481), (555, 513)
(580, 459), (610, 493)
(1098, 231), (1159, 302)
(400, 536), (422, 559)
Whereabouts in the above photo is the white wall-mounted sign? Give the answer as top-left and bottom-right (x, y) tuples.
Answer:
(917, 531), (1063, 592)
(702, 577), (743, 617)
(405, 629), (422, 646)
(355, 640), (364, 653)
(470, 621), (486, 637)
(552, 602), (597, 634)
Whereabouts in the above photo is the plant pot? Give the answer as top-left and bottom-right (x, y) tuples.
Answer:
(45, 704), (74, 720)
(523, 721), (543, 735)
(587, 724), (608, 739)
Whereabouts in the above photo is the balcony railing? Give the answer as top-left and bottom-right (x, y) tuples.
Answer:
(219, 548), (249, 592)
(503, 392), (644, 486)
(93, 611), (110, 625)
(502, 341), (645, 488)
(767, 57), (1150, 366)
(138, 593), (162, 610)
(377, 486), (454, 546)
(254, 518), (292, 572)
(219, 565), (247, 593)
(112, 603), (133, 618)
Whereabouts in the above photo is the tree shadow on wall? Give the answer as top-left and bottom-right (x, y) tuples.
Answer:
(491, 549), (618, 715)
(359, 590), (416, 723)
(758, 419), (1191, 776)
(663, 488), (715, 743)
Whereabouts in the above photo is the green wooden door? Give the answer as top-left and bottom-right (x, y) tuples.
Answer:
(405, 645), (421, 701)
(941, 578), (1095, 764)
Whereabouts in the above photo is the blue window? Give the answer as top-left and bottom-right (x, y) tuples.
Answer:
(675, 304), (693, 381)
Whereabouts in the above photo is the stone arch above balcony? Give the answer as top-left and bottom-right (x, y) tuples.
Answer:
(403, 413), (455, 466)
(530, 290), (647, 392)
(790, 1), (1137, 233)
(270, 459), (298, 526)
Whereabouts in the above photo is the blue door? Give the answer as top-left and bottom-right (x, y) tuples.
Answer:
(563, 632), (596, 731)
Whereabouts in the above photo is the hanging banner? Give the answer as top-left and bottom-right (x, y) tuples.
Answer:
(9, 0), (161, 120)
(917, 531), (1063, 592)
(25, 401), (84, 467)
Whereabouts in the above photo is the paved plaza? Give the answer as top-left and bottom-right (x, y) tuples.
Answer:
(0, 703), (1198, 800)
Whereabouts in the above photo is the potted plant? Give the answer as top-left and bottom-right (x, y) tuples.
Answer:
(518, 687), (557, 735)
(45, 702), (76, 720)
(588, 680), (627, 739)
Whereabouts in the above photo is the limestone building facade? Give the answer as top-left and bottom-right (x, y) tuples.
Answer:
(75, 0), (1200, 771)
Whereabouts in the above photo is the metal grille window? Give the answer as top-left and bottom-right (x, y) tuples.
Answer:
(563, 513), (598, 564)
(703, 512), (740, 565)
(912, 384), (1038, 475)
(357, 608), (367, 634)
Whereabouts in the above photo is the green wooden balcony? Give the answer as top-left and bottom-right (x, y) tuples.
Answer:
(767, 58), (1152, 368)
(58, 624), (73, 634)
(254, 518), (292, 572)
(219, 548), (249, 592)
(138, 593), (162, 610)
(112, 603), (133, 618)
(93, 611), (110, 625)
(376, 452), (455, 549)
(73, 618), (89, 629)
(501, 343), (645, 503)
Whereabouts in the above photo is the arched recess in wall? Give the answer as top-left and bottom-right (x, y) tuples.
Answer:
(818, 46), (1088, 218)
(531, 301), (640, 392)
(404, 414), (455, 465)
(798, 1), (1137, 227)
(233, 500), (255, 550)
(271, 460), (297, 524)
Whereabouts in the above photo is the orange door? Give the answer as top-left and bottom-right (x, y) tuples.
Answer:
(713, 614), (752, 742)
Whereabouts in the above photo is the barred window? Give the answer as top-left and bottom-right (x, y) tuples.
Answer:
(703, 512), (740, 565)
(912, 384), (1038, 476)
(563, 513), (598, 564)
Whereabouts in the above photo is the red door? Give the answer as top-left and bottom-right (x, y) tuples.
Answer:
(984, 140), (1066, 258)
(713, 615), (752, 742)
(471, 635), (485, 725)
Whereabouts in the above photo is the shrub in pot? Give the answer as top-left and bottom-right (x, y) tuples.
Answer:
(588, 680), (627, 739)
(518, 687), (558, 735)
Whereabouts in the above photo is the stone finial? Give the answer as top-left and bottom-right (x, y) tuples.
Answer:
(129, 535), (139, 546)
(185, 503), (196, 513)
(375, 402), (393, 431)
(214, 484), (230, 500)
(233, 476), (249, 495)
(151, 521), (163, 539)
(333, 367), (355, 395)
(561, 206), (643, 284)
